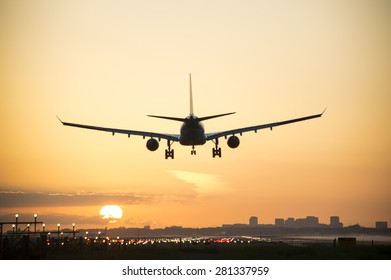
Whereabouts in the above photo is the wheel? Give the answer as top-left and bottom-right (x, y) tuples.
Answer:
(165, 149), (174, 159)
(213, 147), (221, 158)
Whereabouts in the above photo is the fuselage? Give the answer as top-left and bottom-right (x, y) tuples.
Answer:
(179, 114), (206, 146)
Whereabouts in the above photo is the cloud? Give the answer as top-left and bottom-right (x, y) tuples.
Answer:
(0, 191), (154, 208)
(168, 170), (226, 195)
(0, 212), (105, 228)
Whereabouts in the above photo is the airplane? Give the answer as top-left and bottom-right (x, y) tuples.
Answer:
(58, 74), (325, 159)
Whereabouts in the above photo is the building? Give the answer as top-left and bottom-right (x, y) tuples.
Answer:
(285, 218), (295, 227)
(294, 218), (307, 227)
(306, 216), (319, 227)
(330, 216), (339, 226)
(249, 216), (258, 227)
(291, 216), (320, 228)
(330, 216), (343, 228)
(376, 221), (388, 229)
(275, 218), (285, 227)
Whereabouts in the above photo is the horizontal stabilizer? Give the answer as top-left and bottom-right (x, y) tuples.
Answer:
(147, 115), (184, 122)
(198, 112), (236, 122)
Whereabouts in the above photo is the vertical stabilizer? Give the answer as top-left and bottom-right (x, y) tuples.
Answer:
(189, 73), (194, 115)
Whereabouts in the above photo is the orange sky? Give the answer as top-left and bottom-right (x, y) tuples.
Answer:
(1, 0), (390, 230)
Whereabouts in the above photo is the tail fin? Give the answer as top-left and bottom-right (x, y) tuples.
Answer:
(189, 73), (194, 115)
(148, 74), (235, 122)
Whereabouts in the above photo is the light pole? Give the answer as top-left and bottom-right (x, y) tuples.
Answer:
(57, 223), (60, 241)
(27, 224), (30, 236)
(72, 223), (75, 239)
(12, 224), (15, 235)
(15, 214), (18, 234)
(34, 214), (37, 233)
(42, 223), (45, 233)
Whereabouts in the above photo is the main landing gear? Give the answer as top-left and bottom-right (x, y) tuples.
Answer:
(165, 140), (174, 159)
(212, 138), (222, 158)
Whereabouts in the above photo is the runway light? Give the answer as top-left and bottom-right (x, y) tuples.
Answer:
(34, 214), (37, 233)
(15, 214), (19, 234)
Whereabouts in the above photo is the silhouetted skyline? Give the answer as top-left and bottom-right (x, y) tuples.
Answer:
(0, 213), (388, 234)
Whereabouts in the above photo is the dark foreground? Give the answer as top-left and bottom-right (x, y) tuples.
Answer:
(3, 237), (391, 260)
(46, 244), (391, 260)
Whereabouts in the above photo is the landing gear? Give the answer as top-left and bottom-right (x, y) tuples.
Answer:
(212, 138), (222, 158)
(165, 140), (174, 159)
(213, 147), (221, 158)
(191, 145), (197, 155)
(165, 149), (174, 159)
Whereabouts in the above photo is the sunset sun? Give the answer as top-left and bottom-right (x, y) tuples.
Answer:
(100, 205), (123, 223)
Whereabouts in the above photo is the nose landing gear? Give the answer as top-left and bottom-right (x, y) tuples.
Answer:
(191, 145), (196, 155)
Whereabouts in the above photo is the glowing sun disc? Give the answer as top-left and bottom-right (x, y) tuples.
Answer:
(100, 205), (123, 221)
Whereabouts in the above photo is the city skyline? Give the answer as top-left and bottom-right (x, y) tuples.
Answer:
(1, 1), (390, 229)
(0, 212), (388, 233)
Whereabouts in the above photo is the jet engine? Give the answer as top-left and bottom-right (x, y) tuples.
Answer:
(227, 135), (240, 149)
(146, 138), (159, 151)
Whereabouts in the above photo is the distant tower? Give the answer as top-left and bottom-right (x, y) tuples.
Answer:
(376, 221), (388, 229)
(306, 216), (319, 227)
(275, 218), (285, 227)
(330, 216), (343, 228)
(249, 216), (258, 226)
(285, 218), (295, 227)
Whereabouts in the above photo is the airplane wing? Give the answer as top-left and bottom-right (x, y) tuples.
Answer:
(205, 109), (325, 141)
(57, 117), (180, 142)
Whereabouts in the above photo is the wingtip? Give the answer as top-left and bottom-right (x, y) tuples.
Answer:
(321, 107), (327, 115)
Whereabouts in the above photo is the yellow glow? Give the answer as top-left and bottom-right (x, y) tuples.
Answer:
(100, 205), (123, 223)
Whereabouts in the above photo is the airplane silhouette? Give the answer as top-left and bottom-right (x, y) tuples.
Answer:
(58, 74), (325, 159)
